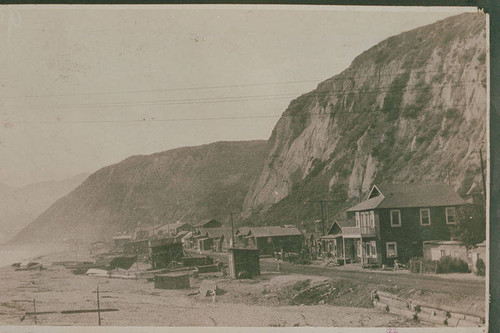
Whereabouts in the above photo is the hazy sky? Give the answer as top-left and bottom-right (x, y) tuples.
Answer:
(0, 5), (474, 187)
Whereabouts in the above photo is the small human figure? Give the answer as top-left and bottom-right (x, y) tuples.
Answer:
(209, 289), (216, 303)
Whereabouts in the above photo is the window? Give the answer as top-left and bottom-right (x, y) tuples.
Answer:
(446, 207), (456, 225)
(440, 250), (446, 258)
(420, 208), (431, 226)
(386, 242), (397, 258)
(369, 211), (375, 227)
(355, 212), (360, 226)
(390, 210), (401, 227)
(370, 240), (377, 257)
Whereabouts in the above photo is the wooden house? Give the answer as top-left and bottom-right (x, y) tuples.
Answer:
(236, 226), (304, 255)
(193, 219), (222, 231)
(149, 237), (184, 269)
(155, 222), (192, 237)
(112, 235), (133, 251)
(124, 239), (150, 255)
(325, 183), (468, 266)
(197, 227), (234, 252)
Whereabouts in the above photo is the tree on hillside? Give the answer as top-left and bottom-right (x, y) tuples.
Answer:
(454, 204), (486, 250)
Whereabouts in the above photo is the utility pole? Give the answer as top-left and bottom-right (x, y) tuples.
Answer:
(230, 211), (235, 247)
(295, 200), (300, 230)
(33, 299), (37, 325)
(96, 284), (101, 326)
(479, 148), (487, 208)
(308, 199), (336, 236)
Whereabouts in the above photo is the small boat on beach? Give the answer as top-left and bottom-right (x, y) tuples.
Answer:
(11, 262), (43, 271)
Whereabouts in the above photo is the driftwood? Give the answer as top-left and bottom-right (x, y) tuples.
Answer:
(60, 308), (119, 314)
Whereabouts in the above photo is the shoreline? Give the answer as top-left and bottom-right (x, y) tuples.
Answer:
(0, 250), (419, 327)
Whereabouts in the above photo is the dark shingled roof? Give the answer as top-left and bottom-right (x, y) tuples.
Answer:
(193, 219), (222, 228)
(347, 183), (466, 211)
(237, 226), (303, 238)
(202, 227), (233, 239)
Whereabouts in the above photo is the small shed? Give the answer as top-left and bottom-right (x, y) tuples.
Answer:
(154, 272), (191, 289)
(423, 240), (468, 262)
(228, 247), (260, 279)
(470, 241), (486, 272)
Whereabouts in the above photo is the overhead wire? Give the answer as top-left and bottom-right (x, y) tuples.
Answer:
(1, 80), (481, 110)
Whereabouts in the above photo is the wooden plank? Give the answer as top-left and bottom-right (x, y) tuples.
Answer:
(25, 311), (58, 315)
(61, 309), (119, 314)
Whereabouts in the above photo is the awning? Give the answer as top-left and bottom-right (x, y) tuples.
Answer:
(320, 234), (342, 240)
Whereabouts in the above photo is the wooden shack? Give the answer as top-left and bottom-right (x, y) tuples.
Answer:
(124, 239), (149, 255)
(228, 247), (260, 279)
(180, 256), (213, 267)
(149, 241), (184, 269)
(154, 272), (191, 289)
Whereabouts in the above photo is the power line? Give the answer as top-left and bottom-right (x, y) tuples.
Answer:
(1, 67), (484, 100)
(3, 79), (324, 100)
(5, 103), (477, 125)
(1, 80), (481, 110)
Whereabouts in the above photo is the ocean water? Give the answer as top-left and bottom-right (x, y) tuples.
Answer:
(0, 243), (66, 268)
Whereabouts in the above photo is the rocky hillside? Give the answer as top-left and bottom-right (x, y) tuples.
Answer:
(12, 141), (267, 243)
(0, 174), (89, 244)
(243, 13), (487, 226)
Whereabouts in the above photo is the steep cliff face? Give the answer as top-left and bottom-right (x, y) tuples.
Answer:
(243, 13), (487, 222)
(12, 141), (267, 243)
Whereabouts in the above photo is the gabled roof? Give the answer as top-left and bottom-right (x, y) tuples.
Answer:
(304, 232), (323, 240)
(156, 222), (190, 232)
(326, 218), (357, 236)
(175, 231), (189, 238)
(113, 235), (133, 240)
(181, 232), (193, 241)
(347, 183), (467, 211)
(247, 226), (303, 238)
(236, 227), (252, 236)
(201, 227), (233, 239)
(193, 219), (222, 227)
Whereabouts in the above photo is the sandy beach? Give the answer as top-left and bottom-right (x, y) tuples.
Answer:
(0, 250), (421, 327)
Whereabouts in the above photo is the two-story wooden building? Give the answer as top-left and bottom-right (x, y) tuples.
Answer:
(323, 183), (468, 266)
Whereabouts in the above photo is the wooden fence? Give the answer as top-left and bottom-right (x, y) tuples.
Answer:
(409, 258), (438, 274)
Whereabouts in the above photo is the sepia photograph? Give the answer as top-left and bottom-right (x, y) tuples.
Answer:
(0, 4), (489, 331)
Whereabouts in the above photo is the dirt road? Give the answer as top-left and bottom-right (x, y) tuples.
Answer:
(269, 261), (485, 296)
(204, 251), (485, 297)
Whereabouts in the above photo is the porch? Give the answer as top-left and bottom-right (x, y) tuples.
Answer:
(320, 233), (379, 267)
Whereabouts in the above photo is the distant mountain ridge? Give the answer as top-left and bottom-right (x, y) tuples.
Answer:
(0, 173), (90, 243)
(11, 141), (268, 243)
